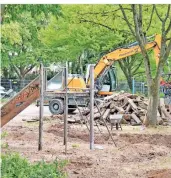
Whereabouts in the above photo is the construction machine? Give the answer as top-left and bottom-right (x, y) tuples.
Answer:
(1, 34), (170, 127)
(47, 34), (171, 114)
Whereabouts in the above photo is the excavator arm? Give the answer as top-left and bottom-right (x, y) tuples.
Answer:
(92, 34), (161, 82)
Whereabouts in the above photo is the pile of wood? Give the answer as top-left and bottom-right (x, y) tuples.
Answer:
(83, 92), (171, 126)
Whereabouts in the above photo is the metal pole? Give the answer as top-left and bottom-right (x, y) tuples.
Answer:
(132, 77), (135, 95)
(9, 79), (12, 89)
(44, 68), (47, 91)
(142, 83), (144, 94)
(90, 65), (94, 150)
(38, 62), (44, 151)
(64, 62), (68, 154)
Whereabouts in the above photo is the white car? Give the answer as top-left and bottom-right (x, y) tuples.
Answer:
(0, 86), (14, 98)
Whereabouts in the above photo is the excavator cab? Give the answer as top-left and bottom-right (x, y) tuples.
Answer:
(98, 67), (117, 92)
(86, 64), (117, 94)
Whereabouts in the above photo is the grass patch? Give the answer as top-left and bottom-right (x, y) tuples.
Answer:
(1, 131), (8, 139)
(72, 144), (80, 148)
(1, 153), (68, 178)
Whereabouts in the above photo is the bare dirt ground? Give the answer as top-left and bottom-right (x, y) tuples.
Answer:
(1, 104), (171, 178)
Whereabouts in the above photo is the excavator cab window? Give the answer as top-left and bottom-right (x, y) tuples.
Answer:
(108, 67), (117, 91)
(99, 67), (117, 92)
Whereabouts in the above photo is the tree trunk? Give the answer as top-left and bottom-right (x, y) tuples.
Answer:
(19, 76), (25, 90)
(118, 60), (133, 90)
(2, 68), (9, 78)
(126, 73), (132, 90)
(145, 79), (160, 127)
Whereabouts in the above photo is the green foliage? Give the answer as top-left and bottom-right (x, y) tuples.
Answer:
(1, 5), (62, 78)
(1, 142), (9, 149)
(1, 131), (9, 149)
(1, 131), (8, 139)
(39, 5), (124, 74)
(72, 143), (80, 148)
(1, 153), (68, 178)
(3, 5), (61, 22)
(1, 4), (170, 85)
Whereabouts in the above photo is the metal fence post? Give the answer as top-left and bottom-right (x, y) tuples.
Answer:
(90, 65), (94, 150)
(132, 77), (135, 94)
(142, 82), (144, 94)
(38, 62), (44, 151)
(9, 79), (12, 89)
(64, 62), (68, 154)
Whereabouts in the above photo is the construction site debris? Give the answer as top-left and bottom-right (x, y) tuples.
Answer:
(81, 93), (171, 126)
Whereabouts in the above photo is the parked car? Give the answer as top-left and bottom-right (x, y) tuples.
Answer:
(0, 86), (15, 99)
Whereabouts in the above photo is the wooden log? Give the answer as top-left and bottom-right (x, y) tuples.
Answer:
(139, 116), (145, 122)
(161, 110), (166, 120)
(68, 118), (81, 124)
(128, 99), (138, 110)
(94, 113), (101, 119)
(82, 109), (90, 116)
(161, 106), (171, 120)
(102, 109), (111, 120)
(104, 93), (120, 102)
(121, 100), (129, 108)
(110, 108), (116, 113)
(138, 101), (148, 110)
(104, 101), (112, 108)
(126, 104), (131, 112)
(157, 117), (163, 125)
(136, 96), (142, 102)
(131, 113), (141, 124)
(110, 103), (115, 109)
(114, 105), (125, 113)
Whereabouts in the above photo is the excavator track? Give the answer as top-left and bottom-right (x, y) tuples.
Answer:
(1, 77), (40, 127)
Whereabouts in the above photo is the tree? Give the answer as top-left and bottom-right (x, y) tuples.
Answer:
(40, 5), (125, 74)
(119, 4), (171, 126)
(77, 5), (152, 89)
(1, 5), (61, 88)
(118, 55), (144, 90)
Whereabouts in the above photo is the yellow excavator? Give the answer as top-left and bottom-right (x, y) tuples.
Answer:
(87, 34), (161, 95)
(1, 34), (167, 127)
(48, 34), (167, 114)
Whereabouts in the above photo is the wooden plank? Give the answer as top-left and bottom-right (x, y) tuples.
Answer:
(126, 104), (131, 112)
(114, 105), (125, 113)
(128, 99), (138, 110)
(104, 93), (120, 101)
(102, 109), (111, 119)
(131, 113), (141, 124)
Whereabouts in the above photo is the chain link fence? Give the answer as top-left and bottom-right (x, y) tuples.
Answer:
(1, 79), (32, 92)
(1, 78), (170, 97)
(1, 78), (149, 95)
(116, 81), (148, 95)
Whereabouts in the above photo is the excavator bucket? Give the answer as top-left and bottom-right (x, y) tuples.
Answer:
(1, 77), (40, 127)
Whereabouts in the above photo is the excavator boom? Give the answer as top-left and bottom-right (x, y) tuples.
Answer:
(92, 34), (161, 82)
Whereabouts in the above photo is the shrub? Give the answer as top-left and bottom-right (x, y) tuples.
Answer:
(1, 153), (68, 178)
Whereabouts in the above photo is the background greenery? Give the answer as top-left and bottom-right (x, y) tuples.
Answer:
(1, 5), (171, 89)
